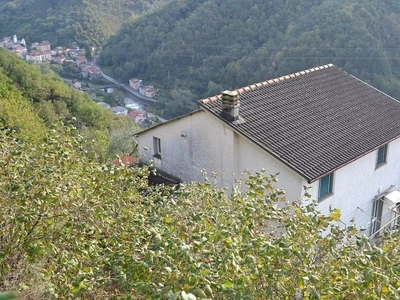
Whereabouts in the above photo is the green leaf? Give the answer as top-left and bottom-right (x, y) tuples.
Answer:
(0, 293), (18, 300)
(329, 209), (341, 221)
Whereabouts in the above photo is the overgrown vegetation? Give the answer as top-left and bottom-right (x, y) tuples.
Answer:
(100, 0), (400, 119)
(0, 48), (140, 160)
(1, 124), (400, 298)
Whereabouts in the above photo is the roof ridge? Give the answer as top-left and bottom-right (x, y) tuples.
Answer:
(199, 64), (334, 104)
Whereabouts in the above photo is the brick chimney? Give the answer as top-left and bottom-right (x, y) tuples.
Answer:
(221, 90), (240, 121)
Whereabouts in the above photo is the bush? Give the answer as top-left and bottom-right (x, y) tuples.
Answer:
(1, 126), (400, 298)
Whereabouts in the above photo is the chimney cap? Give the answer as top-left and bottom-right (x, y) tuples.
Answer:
(222, 90), (239, 97)
(221, 90), (240, 121)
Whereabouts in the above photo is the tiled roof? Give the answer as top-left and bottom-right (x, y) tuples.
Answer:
(128, 110), (144, 118)
(112, 155), (136, 167)
(199, 64), (400, 182)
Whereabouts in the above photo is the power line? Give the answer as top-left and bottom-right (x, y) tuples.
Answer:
(101, 43), (400, 62)
(100, 51), (400, 60)
(105, 41), (400, 51)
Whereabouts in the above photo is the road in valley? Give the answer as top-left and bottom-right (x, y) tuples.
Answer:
(101, 70), (157, 105)
(99, 68), (167, 122)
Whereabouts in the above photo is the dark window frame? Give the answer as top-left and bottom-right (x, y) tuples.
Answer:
(318, 172), (334, 200)
(153, 136), (161, 159)
(376, 144), (388, 167)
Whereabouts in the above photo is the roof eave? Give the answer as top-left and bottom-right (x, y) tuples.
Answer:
(308, 134), (400, 183)
(136, 109), (203, 136)
(198, 103), (312, 182)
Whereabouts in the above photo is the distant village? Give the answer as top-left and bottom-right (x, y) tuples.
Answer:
(0, 34), (160, 127)
(0, 35), (98, 74)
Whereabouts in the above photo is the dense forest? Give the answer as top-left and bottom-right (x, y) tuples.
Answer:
(0, 0), (168, 47)
(0, 48), (140, 160)
(100, 0), (400, 119)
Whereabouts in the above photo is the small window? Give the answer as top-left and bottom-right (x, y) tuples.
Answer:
(319, 173), (334, 200)
(153, 137), (161, 159)
(376, 144), (387, 166)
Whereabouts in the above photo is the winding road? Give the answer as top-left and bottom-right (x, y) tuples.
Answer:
(101, 70), (157, 105)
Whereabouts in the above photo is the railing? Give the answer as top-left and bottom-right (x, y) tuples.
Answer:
(369, 215), (399, 240)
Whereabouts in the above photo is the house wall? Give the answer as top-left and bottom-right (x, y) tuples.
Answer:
(138, 111), (304, 202)
(139, 111), (400, 232)
(307, 138), (400, 231)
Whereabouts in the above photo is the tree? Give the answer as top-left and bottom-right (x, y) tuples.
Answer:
(0, 48), (136, 161)
(164, 88), (198, 119)
(0, 72), (46, 141)
(83, 44), (93, 62)
(103, 89), (125, 107)
(107, 125), (138, 158)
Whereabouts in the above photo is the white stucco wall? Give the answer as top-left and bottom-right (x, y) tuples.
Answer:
(138, 110), (304, 202)
(138, 111), (400, 233)
(307, 138), (400, 232)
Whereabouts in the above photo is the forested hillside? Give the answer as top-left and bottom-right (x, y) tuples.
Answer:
(0, 48), (140, 160)
(100, 0), (400, 119)
(0, 0), (168, 47)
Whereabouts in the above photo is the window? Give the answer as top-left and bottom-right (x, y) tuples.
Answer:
(318, 173), (334, 199)
(370, 198), (383, 237)
(376, 144), (387, 166)
(153, 137), (161, 159)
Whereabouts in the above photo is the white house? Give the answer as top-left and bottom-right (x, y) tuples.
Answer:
(137, 64), (400, 237)
(25, 50), (52, 63)
(111, 106), (128, 116)
(25, 51), (43, 63)
(71, 80), (82, 90)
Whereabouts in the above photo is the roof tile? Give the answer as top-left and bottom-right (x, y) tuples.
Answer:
(199, 65), (400, 182)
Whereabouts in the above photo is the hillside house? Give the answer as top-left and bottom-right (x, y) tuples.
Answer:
(137, 64), (400, 237)
(128, 110), (146, 124)
(25, 51), (42, 63)
(52, 56), (66, 64)
(71, 80), (82, 90)
(111, 106), (128, 116)
(68, 47), (84, 58)
(129, 78), (142, 90)
(89, 67), (102, 79)
(25, 50), (51, 63)
(140, 85), (158, 98)
(52, 47), (65, 56)
(11, 46), (27, 57)
(81, 65), (102, 80)
(31, 40), (51, 52)
(76, 56), (88, 68)
(112, 155), (136, 167)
